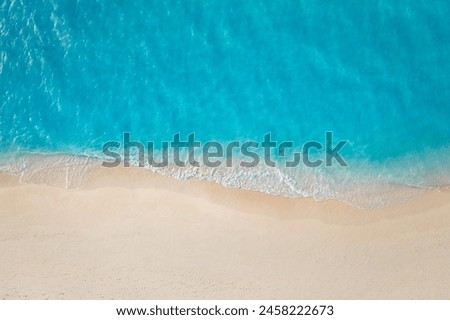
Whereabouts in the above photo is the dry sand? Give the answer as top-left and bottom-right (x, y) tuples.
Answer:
(0, 166), (449, 299)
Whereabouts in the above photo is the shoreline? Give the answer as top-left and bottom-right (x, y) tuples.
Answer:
(1, 151), (448, 209)
(1, 165), (450, 299)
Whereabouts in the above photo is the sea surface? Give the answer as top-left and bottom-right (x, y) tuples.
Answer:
(1, 0), (449, 207)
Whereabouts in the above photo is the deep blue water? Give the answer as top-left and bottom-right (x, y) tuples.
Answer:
(1, 0), (449, 206)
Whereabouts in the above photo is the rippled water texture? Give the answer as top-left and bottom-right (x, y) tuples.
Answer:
(1, 0), (449, 207)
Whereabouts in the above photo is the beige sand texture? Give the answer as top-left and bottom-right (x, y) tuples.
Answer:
(0, 166), (449, 299)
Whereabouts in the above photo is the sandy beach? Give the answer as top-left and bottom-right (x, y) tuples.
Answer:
(1, 165), (449, 299)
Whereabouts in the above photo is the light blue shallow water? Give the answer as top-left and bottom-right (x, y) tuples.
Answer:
(1, 0), (449, 207)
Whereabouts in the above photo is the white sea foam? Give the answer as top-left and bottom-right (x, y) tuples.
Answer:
(1, 149), (448, 209)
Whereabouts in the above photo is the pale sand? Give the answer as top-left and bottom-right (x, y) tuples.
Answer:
(0, 166), (449, 299)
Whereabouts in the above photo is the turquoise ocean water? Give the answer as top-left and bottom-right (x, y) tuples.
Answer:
(1, 0), (449, 207)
